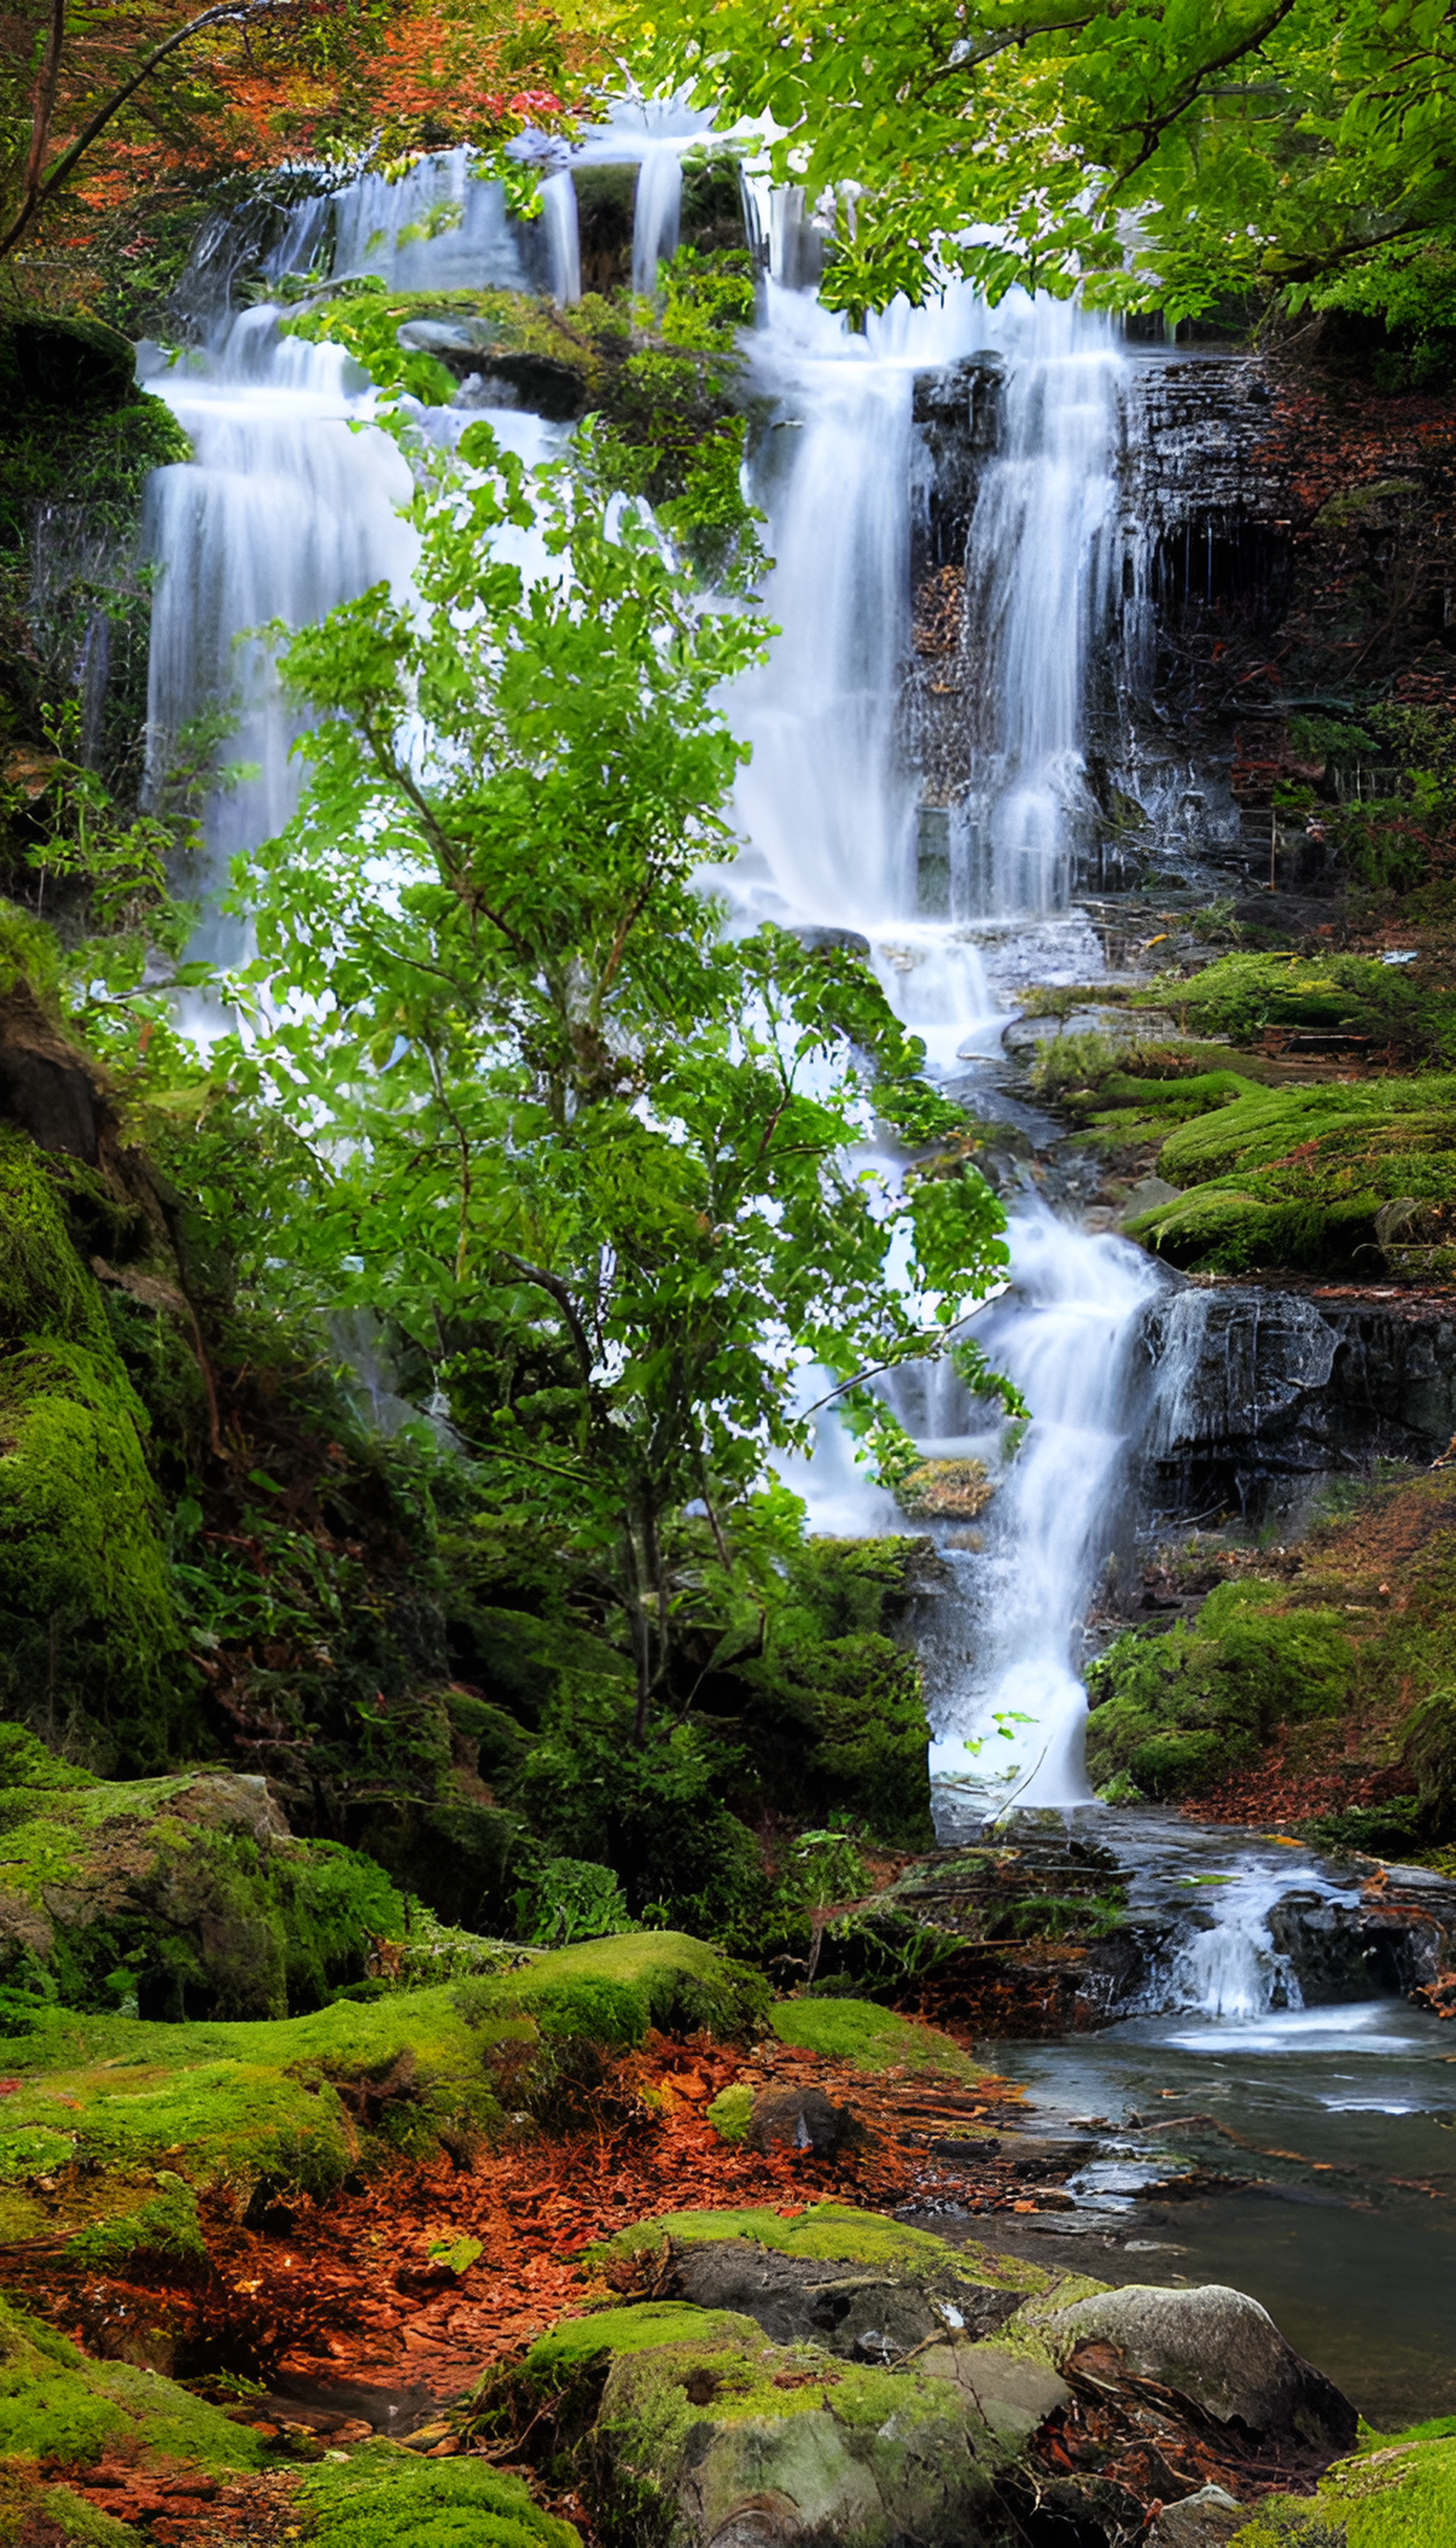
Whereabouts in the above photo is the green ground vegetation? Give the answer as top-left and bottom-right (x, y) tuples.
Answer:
(1231, 2425), (1456, 2547)
(764, 1997), (980, 2079)
(0, 1933), (748, 2222)
(0, 1130), (198, 1770)
(1099, 1468), (1456, 1838)
(0, 2288), (262, 2478)
(299, 2440), (581, 2548)
(1086, 1580), (1356, 1802)
(1028, 995), (1456, 1274)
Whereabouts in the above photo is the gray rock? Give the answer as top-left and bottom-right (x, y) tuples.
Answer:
(1051, 2284), (1356, 2451)
(1122, 1173), (1184, 1226)
(1001, 1006), (1181, 1057)
(1148, 2486), (1246, 2547)
(746, 2086), (860, 2158)
(396, 318), (493, 352)
(668, 2239), (1021, 2359)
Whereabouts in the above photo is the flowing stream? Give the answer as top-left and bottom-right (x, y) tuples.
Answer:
(134, 151), (1455, 2423)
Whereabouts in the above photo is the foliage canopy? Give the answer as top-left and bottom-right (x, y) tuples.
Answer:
(629, 0), (1456, 326)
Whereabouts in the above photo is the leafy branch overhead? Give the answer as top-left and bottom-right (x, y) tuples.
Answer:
(218, 421), (1008, 1734)
(628, 0), (1456, 326)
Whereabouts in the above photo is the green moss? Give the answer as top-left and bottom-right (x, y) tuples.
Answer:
(767, 1996), (978, 2079)
(705, 2082), (753, 2141)
(589, 2204), (1049, 2293)
(732, 1538), (937, 1850)
(1086, 1582), (1355, 1800)
(61, 2170), (203, 2271)
(523, 2304), (764, 2382)
(299, 2439), (579, 2547)
(0, 1935), (760, 2210)
(0, 2291), (262, 2475)
(0, 1130), (194, 1770)
(499, 1929), (769, 2043)
(1231, 2431), (1456, 2544)
(1141, 951), (1456, 1062)
(0, 1984), (506, 2200)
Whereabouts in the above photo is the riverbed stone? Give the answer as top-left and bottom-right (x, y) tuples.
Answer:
(1149, 2485), (1246, 2546)
(1049, 2284), (1357, 2452)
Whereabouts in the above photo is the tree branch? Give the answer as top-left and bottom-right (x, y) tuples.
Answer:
(1, 0), (309, 261)
(499, 1250), (595, 1386)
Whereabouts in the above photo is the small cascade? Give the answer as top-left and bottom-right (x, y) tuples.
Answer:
(1157, 1855), (1312, 2020)
(917, 1207), (1165, 1806)
(141, 318), (417, 950)
(571, 94), (722, 295)
(727, 280), (1000, 933)
(330, 146), (542, 294)
(956, 301), (1123, 913)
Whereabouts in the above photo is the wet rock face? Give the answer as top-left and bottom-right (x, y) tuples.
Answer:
(1139, 1282), (1456, 1514)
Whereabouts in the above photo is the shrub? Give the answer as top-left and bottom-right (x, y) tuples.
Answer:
(1086, 1583), (1355, 1800)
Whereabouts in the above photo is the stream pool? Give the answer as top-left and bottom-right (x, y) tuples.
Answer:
(928, 1808), (1456, 2427)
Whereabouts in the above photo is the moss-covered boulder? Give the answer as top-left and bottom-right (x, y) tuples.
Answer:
(1085, 1582), (1356, 1800)
(471, 2211), (1361, 2547)
(493, 2300), (1013, 2548)
(589, 2202), (1044, 2360)
(0, 1723), (424, 2020)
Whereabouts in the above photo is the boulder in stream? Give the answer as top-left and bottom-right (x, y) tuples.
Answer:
(1051, 2283), (1358, 2456)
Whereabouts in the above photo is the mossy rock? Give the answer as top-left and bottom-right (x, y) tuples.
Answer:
(0, 2290), (262, 2477)
(587, 2203), (1049, 2296)
(510, 2302), (1005, 2547)
(486, 2259), (1108, 2548)
(1228, 2424), (1456, 2545)
(0, 1734), (414, 2020)
(896, 1459), (994, 1522)
(1086, 1582), (1355, 1800)
(0, 1130), (194, 1770)
(299, 2438), (580, 2547)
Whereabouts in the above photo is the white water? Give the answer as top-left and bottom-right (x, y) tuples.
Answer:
(920, 1207), (1163, 1806)
(141, 310), (562, 965)
(720, 278), (1159, 1804)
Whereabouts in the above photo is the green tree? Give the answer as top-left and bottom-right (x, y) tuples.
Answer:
(221, 420), (1010, 1735)
(628, 0), (1456, 326)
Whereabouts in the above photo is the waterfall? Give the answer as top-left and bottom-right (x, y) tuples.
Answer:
(141, 316), (418, 954)
(134, 134), (1167, 1806)
(957, 301), (1123, 915)
(916, 1209), (1163, 1806)
(141, 309), (562, 970)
